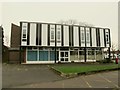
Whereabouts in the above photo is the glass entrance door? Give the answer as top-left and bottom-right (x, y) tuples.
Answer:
(60, 51), (69, 62)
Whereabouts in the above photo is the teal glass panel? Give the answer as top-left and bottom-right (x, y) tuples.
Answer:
(27, 51), (37, 61)
(50, 51), (55, 61)
(39, 51), (48, 61)
(50, 51), (58, 61)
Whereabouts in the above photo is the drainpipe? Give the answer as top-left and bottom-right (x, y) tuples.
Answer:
(84, 27), (87, 62)
(55, 25), (57, 63)
(19, 46), (21, 64)
(108, 47), (111, 62)
(84, 47), (86, 62)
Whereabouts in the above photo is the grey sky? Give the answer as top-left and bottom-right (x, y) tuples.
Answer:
(1, 2), (118, 48)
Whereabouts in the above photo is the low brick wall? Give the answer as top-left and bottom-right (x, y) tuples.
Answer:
(9, 49), (24, 64)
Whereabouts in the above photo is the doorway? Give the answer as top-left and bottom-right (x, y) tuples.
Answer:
(60, 51), (69, 62)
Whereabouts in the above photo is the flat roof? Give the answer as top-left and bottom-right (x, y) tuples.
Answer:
(20, 21), (110, 30)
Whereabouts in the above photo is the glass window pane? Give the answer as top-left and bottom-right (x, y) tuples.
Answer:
(87, 51), (95, 60)
(51, 31), (54, 39)
(79, 51), (85, 60)
(70, 50), (78, 61)
(65, 58), (68, 61)
(61, 52), (64, 57)
(65, 52), (68, 57)
(27, 51), (37, 61)
(61, 58), (64, 61)
(57, 31), (60, 40)
(96, 51), (103, 61)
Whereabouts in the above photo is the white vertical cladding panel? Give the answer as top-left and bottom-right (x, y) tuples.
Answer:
(86, 28), (90, 47)
(100, 29), (104, 47)
(30, 23), (36, 46)
(56, 25), (61, 46)
(41, 24), (48, 46)
(63, 26), (69, 46)
(80, 27), (85, 47)
(73, 26), (79, 47)
(50, 24), (55, 46)
(21, 23), (28, 46)
(91, 28), (97, 47)
(105, 29), (109, 47)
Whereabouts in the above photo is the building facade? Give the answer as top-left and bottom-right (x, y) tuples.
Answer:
(17, 21), (111, 64)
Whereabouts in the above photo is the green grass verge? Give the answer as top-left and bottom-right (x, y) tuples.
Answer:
(52, 64), (120, 74)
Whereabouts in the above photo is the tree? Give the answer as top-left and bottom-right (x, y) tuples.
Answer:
(0, 26), (4, 55)
(111, 42), (117, 59)
(4, 36), (9, 46)
(57, 19), (94, 26)
(0, 26), (4, 45)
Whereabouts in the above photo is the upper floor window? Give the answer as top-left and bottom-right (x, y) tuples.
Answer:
(106, 33), (109, 44)
(57, 31), (60, 40)
(86, 33), (90, 43)
(51, 30), (54, 40)
(81, 30), (85, 43)
(86, 28), (90, 43)
(22, 29), (26, 38)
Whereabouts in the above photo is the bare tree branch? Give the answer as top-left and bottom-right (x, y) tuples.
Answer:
(57, 19), (94, 26)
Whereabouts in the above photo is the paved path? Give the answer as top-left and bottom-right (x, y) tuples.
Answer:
(2, 64), (64, 88)
(2, 64), (120, 88)
(14, 70), (119, 88)
(0, 63), (2, 89)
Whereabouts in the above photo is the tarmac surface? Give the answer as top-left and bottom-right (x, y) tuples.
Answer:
(2, 64), (64, 88)
(2, 63), (120, 88)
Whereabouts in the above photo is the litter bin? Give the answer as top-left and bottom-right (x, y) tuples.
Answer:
(115, 58), (118, 64)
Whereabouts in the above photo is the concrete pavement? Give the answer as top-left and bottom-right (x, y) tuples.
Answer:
(2, 64), (64, 88)
(2, 63), (120, 88)
(14, 70), (119, 88)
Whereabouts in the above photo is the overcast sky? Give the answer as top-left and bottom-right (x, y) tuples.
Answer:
(1, 2), (118, 48)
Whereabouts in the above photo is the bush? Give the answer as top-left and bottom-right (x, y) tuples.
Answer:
(58, 61), (61, 64)
(98, 59), (113, 64)
(71, 61), (74, 63)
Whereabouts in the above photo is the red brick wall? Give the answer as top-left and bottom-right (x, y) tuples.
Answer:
(11, 23), (20, 48)
(9, 23), (25, 64)
(9, 51), (20, 63)
(9, 50), (24, 64)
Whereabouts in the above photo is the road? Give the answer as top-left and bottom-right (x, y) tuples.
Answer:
(2, 64), (120, 88)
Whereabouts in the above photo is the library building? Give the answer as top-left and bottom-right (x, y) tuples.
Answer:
(9, 21), (111, 64)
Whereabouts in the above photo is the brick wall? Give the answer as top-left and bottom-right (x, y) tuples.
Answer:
(11, 23), (20, 48)
(9, 23), (23, 63)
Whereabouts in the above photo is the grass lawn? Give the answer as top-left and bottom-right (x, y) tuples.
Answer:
(52, 63), (120, 74)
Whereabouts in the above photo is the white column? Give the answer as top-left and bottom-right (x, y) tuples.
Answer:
(30, 23), (36, 46)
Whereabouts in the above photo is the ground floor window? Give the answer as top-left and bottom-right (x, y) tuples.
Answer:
(70, 50), (79, 61)
(39, 51), (48, 61)
(25, 47), (104, 63)
(87, 50), (95, 60)
(96, 50), (103, 61)
(59, 51), (69, 62)
(79, 50), (85, 60)
(27, 51), (37, 61)
(27, 47), (58, 62)
(69, 48), (104, 62)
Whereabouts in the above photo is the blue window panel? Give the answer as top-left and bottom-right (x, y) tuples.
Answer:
(39, 51), (48, 61)
(39, 51), (44, 61)
(50, 51), (58, 61)
(50, 51), (55, 61)
(27, 51), (37, 61)
(43, 51), (48, 61)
